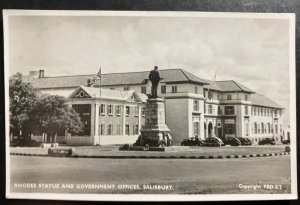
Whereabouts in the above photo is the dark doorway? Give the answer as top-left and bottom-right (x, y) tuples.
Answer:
(208, 122), (213, 138)
(72, 104), (91, 136)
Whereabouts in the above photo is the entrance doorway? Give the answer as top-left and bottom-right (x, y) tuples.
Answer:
(208, 122), (213, 138)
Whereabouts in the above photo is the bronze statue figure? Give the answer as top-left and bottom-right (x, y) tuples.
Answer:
(148, 66), (161, 98)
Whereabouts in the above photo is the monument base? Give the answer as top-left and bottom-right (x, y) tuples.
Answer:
(119, 145), (190, 152)
(134, 97), (173, 147)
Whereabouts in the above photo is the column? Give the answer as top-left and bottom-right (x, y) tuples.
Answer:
(205, 120), (208, 138)
(138, 106), (142, 135)
(122, 104), (126, 135)
(94, 103), (100, 144)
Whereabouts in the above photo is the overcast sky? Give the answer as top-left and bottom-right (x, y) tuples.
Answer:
(7, 14), (292, 125)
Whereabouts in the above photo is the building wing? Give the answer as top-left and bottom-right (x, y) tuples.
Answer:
(250, 93), (284, 109)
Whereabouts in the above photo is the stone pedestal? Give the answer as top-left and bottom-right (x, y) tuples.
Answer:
(134, 98), (172, 147)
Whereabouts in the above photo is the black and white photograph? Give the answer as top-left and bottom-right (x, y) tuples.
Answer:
(3, 10), (297, 201)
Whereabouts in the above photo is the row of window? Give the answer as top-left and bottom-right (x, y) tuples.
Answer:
(251, 107), (281, 117)
(252, 122), (282, 134)
(99, 124), (139, 135)
(99, 104), (145, 116)
(194, 101), (235, 115)
(140, 85), (178, 94)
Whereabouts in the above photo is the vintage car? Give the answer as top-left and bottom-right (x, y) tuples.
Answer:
(205, 137), (224, 146)
(223, 136), (242, 146)
(237, 137), (252, 146)
(181, 137), (205, 146)
(258, 138), (276, 145)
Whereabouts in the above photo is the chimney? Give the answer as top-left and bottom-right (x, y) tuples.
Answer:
(87, 79), (92, 87)
(39, 70), (45, 78)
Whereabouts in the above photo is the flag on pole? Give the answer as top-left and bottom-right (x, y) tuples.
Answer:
(95, 68), (101, 80)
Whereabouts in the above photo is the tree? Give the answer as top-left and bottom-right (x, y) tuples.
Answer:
(30, 94), (83, 142)
(9, 73), (38, 138)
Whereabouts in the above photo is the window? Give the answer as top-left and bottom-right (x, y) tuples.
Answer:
(227, 94), (232, 100)
(161, 85), (166, 94)
(280, 125), (282, 133)
(193, 100), (199, 111)
(208, 91), (213, 100)
(204, 104), (206, 114)
(193, 122), (200, 136)
(218, 106), (222, 115)
(225, 106), (234, 115)
(274, 110), (278, 117)
(107, 124), (113, 135)
(245, 122), (249, 136)
(254, 123), (257, 134)
(245, 94), (248, 101)
(194, 86), (198, 94)
(124, 86), (130, 91)
(100, 104), (105, 115)
(133, 124), (139, 135)
(224, 124), (235, 134)
(100, 124), (105, 135)
(217, 94), (220, 100)
(203, 89), (206, 98)
(141, 86), (146, 94)
(271, 124), (273, 133)
(125, 124), (130, 135)
(268, 123), (271, 133)
(142, 107), (146, 116)
(245, 106), (249, 115)
(134, 106), (139, 116)
(126, 106), (130, 116)
(117, 123), (121, 135)
(171, 86), (177, 93)
(275, 124), (278, 134)
(254, 107), (256, 116)
(257, 124), (260, 134)
(265, 124), (267, 133)
(208, 105), (212, 114)
(115, 105), (121, 116)
(107, 105), (114, 115)
(261, 123), (264, 134)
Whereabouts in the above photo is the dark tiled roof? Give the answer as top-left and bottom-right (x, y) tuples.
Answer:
(31, 69), (208, 89)
(215, 81), (254, 93)
(69, 86), (147, 102)
(251, 93), (283, 109)
(31, 75), (92, 89)
(203, 79), (221, 91)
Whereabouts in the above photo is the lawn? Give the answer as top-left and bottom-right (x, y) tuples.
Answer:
(10, 144), (289, 157)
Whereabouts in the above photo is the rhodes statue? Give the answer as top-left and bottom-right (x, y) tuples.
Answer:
(148, 66), (161, 98)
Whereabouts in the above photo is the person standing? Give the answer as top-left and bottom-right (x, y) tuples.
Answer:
(148, 66), (161, 98)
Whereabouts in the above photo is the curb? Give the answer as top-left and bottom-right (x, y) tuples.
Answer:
(10, 151), (290, 159)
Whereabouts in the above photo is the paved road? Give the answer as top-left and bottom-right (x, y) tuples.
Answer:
(9, 155), (291, 194)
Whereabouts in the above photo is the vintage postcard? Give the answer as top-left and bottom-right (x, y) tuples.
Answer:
(4, 10), (297, 201)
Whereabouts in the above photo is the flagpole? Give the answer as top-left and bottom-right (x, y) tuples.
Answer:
(98, 68), (101, 145)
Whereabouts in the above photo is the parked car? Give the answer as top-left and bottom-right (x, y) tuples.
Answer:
(237, 137), (252, 146)
(181, 137), (205, 146)
(223, 137), (241, 146)
(258, 138), (275, 145)
(205, 137), (224, 146)
(282, 139), (290, 144)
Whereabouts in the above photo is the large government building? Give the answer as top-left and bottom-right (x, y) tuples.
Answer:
(25, 69), (285, 145)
